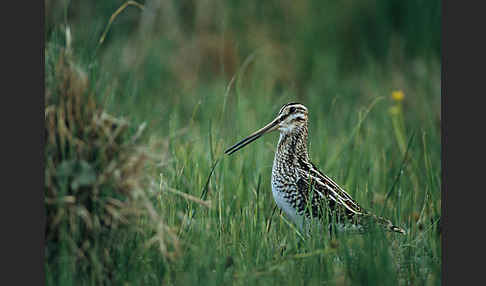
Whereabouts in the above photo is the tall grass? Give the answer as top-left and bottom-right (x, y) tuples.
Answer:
(45, 1), (441, 285)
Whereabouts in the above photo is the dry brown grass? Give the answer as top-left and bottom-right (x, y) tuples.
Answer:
(44, 48), (179, 282)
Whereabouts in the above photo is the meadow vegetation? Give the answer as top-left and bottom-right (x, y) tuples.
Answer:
(45, 0), (441, 284)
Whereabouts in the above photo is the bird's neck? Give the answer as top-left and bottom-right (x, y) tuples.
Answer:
(275, 125), (310, 166)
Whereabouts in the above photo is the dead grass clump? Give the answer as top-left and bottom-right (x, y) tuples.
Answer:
(45, 49), (178, 282)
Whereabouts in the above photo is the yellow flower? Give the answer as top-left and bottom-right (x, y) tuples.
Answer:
(391, 90), (405, 101)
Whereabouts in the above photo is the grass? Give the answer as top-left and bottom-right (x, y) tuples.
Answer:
(150, 78), (441, 286)
(45, 1), (441, 285)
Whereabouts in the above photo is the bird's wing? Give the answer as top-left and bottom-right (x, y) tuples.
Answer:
(309, 162), (364, 214)
(302, 162), (406, 234)
(295, 161), (365, 220)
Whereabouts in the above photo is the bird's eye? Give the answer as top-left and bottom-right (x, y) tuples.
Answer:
(289, 107), (296, 113)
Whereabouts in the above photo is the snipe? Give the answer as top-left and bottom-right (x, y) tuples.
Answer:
(225, 103), (405, 234)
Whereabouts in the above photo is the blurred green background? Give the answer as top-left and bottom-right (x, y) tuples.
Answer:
(46, 0), (440, 125)
(45, 0), (441, 285)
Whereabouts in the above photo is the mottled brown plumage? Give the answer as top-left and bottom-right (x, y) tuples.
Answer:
(225, 103), (405, 235)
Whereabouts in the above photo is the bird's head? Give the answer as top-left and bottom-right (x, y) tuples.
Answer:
(225, 102), (308, 155)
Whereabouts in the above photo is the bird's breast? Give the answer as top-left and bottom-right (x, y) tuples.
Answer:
(271, 180), (305, 228)
(271, 161), (306, 227)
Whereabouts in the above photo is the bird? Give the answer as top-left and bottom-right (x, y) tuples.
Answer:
(225, 102), (406, 235)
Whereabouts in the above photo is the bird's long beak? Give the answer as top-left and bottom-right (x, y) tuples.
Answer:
(225, 115), (282, 155)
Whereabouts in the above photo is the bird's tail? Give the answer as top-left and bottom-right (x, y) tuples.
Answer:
(368, 213), (407, 235)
